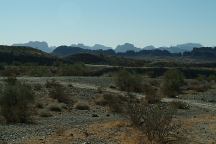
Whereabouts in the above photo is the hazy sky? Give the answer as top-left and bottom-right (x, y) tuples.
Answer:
(0, 0), (215, 47)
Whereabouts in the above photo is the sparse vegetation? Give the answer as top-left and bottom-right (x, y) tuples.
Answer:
(95, 94), (108, 106)
(115, 70), (144, 92)
(171, 101), (190, 110)
(47, 80), (71, 104)
(48, 104), (62, 112)
(39, 109), (52, 117)
(188, 80), (211, 92)
(103, 93), (128, 113)
(161, 69), (185, 97)
(0, 78), (34, 123)
(74, 102), (90, 110)
(60, 63), (88, 76)
(144, 84), (160, 104)
(127, 96), (180, 143)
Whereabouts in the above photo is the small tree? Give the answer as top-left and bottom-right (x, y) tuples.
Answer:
(161, 69), (184, 97)
(0, 80), (34, 123)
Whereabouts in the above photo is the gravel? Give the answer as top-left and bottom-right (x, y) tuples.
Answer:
(0, 109), (124, 144)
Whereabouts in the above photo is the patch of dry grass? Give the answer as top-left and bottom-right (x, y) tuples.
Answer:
(22, 120), (150, 144)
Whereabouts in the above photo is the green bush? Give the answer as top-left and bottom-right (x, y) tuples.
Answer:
(0, 81), (34, 123)
(115, 70), (144, 92)
(161, 69), (184, 97)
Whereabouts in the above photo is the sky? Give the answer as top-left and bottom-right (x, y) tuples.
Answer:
(0, 0), (215, 48)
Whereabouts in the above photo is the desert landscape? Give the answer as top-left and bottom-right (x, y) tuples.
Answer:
(0, 64), (216, 144)
(1, 0), (216, 143)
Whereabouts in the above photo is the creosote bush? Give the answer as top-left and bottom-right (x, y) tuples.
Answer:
(171, 101), (190, 110)
(144, 84), (161, 104)
(103, 93), (128, 113)
(161, 69), (184, 97)
(74, 102), (90, 110)
(0, 78), (34, 123)
(115, 70), (144, 92)
(127, 96), (180, 143)
(47, 80), (70, 104)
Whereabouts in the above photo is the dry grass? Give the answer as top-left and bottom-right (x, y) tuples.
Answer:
(179, 114), (216, 144)
(22, 120), (151, 144)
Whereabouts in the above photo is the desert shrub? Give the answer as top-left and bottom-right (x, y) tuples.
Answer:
(115, 70), (144, 92)
(144, 84), (160, 104)
(0, 64), (5, 70)
(109, 85), (117, 89)
(35, 103), (44, 109)
(0, 81), (34, 123)
(208, 74), (216, 82)
(103, 93), (128, 113)
(33, 84), (43, 91)
(0, 115), (6, 124)
(45, 79), (58, 88)
(48, 104), (62, 112)
(47, 80), (70, 104)
(171, 101), (190, 110)
(4, 76), (17, 85)
(60, 63), (88, 76)
(74, 102), (90, 110)
(188, 80), (211, 92)
(97, 86), (104, 94)
(161, 69), (184, 97)
(128, 98), (179, 143)
(39, 109), (52, 117)
(2, 67), (19, 77)
(95, 95), (108, 106)
(196, 74), (206, 82)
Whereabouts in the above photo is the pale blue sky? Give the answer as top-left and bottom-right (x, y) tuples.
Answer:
(0, 0), (215, 47)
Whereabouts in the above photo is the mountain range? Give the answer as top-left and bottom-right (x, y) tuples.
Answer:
(12, 41), (55, 53)
(12, 41), (203, 54)
(71, 43), (112, 51)
(0, 45), (215, 67)
(52, 45), (216, 60)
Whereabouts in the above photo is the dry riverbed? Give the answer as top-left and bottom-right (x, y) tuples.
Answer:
(0, 77), (216, 144)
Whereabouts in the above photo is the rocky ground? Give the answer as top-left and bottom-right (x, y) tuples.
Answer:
(0, 77), (216, 144)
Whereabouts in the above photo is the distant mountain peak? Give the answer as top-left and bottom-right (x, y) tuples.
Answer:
(115, 43), (141, 53)
(12, 41), (54, 53)
(143, 45), (156, 50)
(71, 43), (112, 50)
